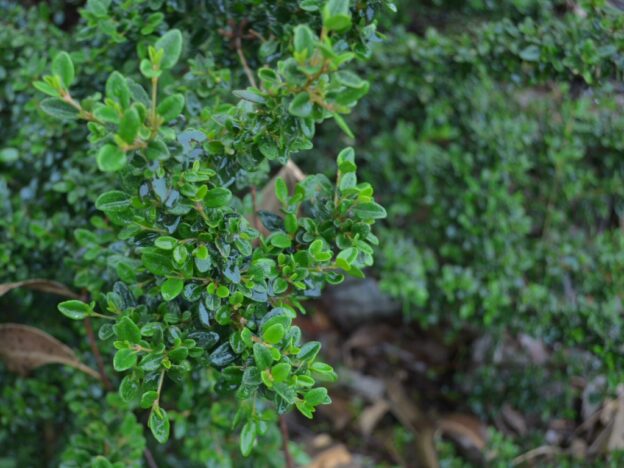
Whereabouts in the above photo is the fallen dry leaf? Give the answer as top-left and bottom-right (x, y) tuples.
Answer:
(341, 369), (385, 402)
(385, 378), (438, 468)
(0, 323), (100, 379)
(317, 392), (353, 431)
(588, 391), (624, 454)
(511, 445), (562, 466)
(437, 413), (487, 451)
(0, 279), (80, 299)
(501, 404), (528, 436)
(358, 399), (391, 436)
(307, 444), (353, 468)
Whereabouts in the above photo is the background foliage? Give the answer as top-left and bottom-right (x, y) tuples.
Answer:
(3, 0), (624, 466)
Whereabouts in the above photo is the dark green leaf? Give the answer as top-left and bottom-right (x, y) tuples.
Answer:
(40, 98), (79, 120)
(95, 190), (130, 212)
(141, 249), (173, 276)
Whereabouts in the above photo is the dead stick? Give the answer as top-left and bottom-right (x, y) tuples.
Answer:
(279, 415), (294, 468)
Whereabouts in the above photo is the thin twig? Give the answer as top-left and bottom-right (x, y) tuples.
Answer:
(251, 186), (258, 229)
(83, 317), (113, 391)
(143, 447), (159, 468)
(279, 415), (294, 468)
(84, 293), (158, 468)
(235, 29), (257, 88)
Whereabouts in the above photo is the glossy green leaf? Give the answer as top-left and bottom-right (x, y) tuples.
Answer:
(155, 236), (177, 250)
(271, 362), (291, 382)
(233, 89), (266, 104)
(354, 202), (387, 220)
(95, 190), (130, 212)
(304, 387), (331, 405)
(142, 249), (173, 276)
(270, 233), (292, 249)
(297, 341), (321, 361)
(204, 187), (232, 208)
(116, 316), (141, 343)
(113, 348), (137, 371)
(262, 323), (285, 344)
(96, 144), (127, 172)
(33, 81), (59, 97)
(58, 300), (91, 320)
(161, 278), (183, 301)
(240, 420), (257, 457)
(119, 375), (141, 402)
(149, 406), (170, 443)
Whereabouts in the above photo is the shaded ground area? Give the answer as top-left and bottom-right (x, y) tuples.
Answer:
(286, 279), (624, 467)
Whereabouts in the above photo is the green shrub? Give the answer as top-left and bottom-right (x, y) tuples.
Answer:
(1, 0), (390, 465)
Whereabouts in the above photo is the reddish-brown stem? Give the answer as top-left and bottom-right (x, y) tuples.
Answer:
(279, 415), (294, 468)
(83, 317), (113, 391)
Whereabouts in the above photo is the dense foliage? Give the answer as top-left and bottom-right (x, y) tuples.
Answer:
(302, 0), (624, 462)
(5, 0), (624, 465)
(1, 0), (389, 465)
